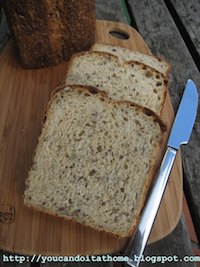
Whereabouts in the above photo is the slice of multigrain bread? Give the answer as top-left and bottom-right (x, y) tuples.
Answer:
(65, 51), (168, 116)
(24, 85), (166, 238)
(91, 43), (171, 77)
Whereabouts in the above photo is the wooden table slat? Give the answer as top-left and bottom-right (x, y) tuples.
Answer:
(170, 0), (200, 65)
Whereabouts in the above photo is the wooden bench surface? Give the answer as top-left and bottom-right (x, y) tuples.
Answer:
(0, 1), (199, 266)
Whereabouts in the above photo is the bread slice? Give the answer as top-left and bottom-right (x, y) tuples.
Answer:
(91, 43), (170, 77)
(65, 51), (168, 116)
(24, 85), (166, 238)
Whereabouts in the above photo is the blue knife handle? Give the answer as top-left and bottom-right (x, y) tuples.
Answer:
(125, 147), (177, 267)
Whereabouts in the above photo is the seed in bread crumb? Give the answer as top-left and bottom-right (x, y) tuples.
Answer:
(145, 70), (153, 77)
(24, 85), (166, 238)
(79, 130), (85, 136)
(156, 81), (162, 86)
(89, 169), (96, 176)
(97, 145), (102, 152)
(124, 163), (128, 169)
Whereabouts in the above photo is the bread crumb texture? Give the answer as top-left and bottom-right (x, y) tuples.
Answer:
(24, 86), (163, 238)
(65, 52), (167, 115)
(91, 43), (170, 76)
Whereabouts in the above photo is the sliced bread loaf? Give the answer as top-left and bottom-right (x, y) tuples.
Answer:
(91, 43), (170, 77)
(24, 85), (166, 238)
(65, 51), (168, 116)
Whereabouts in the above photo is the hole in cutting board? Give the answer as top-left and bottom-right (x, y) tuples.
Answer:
(109, 29), (130, 40)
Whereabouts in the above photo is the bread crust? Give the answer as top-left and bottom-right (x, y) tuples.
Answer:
(3, 0), (95, 68)
(64, 50), (119, 85)
(124, 60), (168, 117)
(91, 43), (171, 78)
(24, 85), (167, 239)
(51, 84), (167, 132)
(65, 50), (168, 116)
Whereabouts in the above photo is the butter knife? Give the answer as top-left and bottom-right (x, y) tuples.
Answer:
(124, 79), (198, 267)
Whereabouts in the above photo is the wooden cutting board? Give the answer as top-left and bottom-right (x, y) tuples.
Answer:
(0, 20), (182, 256)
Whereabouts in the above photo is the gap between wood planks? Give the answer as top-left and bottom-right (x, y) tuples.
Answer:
(121, 0), (139, 30)
(124, 0), (200, 73)
(164, 0), (200, 73)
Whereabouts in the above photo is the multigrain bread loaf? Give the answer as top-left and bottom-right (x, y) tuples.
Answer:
(65, 51), (168, 116)
(91, 43), (171, 77)
(3, 0), (95, 68)
(24, 85), (166, 238)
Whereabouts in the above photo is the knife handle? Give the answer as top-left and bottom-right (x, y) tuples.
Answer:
(124, 147), (177, 267)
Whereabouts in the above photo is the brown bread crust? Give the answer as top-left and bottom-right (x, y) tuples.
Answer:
(3, 0), (95, 68)
(24, 85), (167, 238)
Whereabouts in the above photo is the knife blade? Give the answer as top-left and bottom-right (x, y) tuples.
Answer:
(124, 79), (198, 267)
